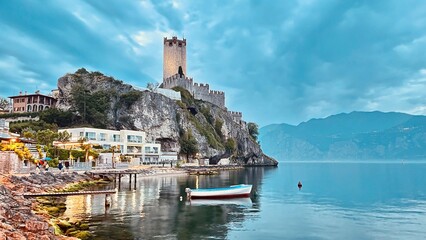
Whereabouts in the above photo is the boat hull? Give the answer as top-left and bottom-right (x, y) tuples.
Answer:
(186, 184), (252, 199)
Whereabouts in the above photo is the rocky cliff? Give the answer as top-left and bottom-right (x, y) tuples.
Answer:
(57, 69), (277, 166)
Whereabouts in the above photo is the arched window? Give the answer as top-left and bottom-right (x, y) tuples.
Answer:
(38, 105), (43, 111)
(27, 105), (32, 112)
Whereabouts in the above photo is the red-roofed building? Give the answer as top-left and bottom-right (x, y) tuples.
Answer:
(8, 90), (57, 113)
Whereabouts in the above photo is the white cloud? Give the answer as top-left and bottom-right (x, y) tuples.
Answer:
(133, 30), (171, 47)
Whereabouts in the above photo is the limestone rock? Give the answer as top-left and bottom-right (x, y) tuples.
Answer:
(57, 70), (278, 166)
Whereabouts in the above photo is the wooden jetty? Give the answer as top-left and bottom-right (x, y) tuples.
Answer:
(92, 171), (139, 190)
(23, 190), (116, 198)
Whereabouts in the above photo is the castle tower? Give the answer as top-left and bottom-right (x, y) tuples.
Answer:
(163, 36), (186, 80)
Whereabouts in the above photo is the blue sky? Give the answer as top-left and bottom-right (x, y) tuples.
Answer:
(1, 0), (426, 126)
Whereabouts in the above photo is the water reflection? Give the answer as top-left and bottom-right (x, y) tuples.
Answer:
(62, 163), (426, 239)
(62, 167), (274, 239)
(187, 198), (253, 207)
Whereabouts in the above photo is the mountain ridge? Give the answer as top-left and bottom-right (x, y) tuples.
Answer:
(259, 111), (426, 161)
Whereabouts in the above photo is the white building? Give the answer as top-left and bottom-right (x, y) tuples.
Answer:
(57, 128), (163, 163)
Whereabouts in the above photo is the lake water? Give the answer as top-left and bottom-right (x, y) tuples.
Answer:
(63, 162), (426, 239)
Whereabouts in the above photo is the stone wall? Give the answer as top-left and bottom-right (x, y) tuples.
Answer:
(162, 74), (226, 109)
(229, 111), (243, 123)
(163, 74), (194, 91)
(0, 152), (20, 174)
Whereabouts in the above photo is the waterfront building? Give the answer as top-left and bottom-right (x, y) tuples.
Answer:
(8, 90), (57, 113)
(56, 127), (171, 164)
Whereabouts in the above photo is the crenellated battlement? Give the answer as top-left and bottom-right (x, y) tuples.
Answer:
(162, 73), (226, 108)
(229, 111), (242, 116)
(228, 111), (243, 124)
(164, 36), (186, 46)
(210, 90), (224, 95)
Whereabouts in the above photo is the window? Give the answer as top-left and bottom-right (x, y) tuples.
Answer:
(112, 134), (120, 142)
(145, 147), (151, 153)
(85, 132), (96, 140)
(153, 147), (159, 153)
(79, 132), (84, 137)
(127, 135), (142, 143)
(99, 133), (107, 141)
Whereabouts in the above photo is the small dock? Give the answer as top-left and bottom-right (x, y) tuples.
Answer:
(23, 190), (116, 198)
(92, 171), (140, 190)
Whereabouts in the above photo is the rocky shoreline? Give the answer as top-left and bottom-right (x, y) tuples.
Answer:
(0, 172), (95, 240)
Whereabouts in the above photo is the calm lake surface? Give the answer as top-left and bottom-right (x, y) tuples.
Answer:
(63, 162), (426, 239)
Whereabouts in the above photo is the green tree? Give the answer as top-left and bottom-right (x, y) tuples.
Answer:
(179, 130), (198, 161)
(76, 67), (89, 74)
(70, 85), (111, 128)
(9, 120), (57, 134)
(22, 128), (36, 140)
(57, 131), (71, 143)
(247, 122), (259, 141)
(39, 108), (74, 127)
(78, 137), (93, 161)
(225, 138), (237, 155)
(35, 129), (59, 158)
(214, 119), (224, 139)
(118, 90), (142, 108)
(36, 129), (58, 146)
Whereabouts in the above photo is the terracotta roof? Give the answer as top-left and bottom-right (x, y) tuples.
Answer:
(8, 93), (56, 99)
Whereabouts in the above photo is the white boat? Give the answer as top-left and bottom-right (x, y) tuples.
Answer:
(185, 184), (252, 199)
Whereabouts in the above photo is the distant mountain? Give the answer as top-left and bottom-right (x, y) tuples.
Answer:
(259, 111), (426, 161)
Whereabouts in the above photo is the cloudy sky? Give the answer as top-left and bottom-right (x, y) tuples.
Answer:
(1, 0), (426, 126)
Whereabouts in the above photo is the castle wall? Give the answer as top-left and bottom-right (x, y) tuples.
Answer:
(163, 37), (186, 79)
(229, 111), (243, 123)
(163, 74), (193, 92)
(193, 83), (210, 103)
(207, 90), (225, 109)
(163, 74), (226, 109)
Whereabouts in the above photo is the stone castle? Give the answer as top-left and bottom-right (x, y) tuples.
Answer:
(161, 36), (243, 123)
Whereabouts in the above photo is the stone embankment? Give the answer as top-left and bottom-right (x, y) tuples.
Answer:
(182, 165), (244, 175)
(0, 172), (93, 240)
